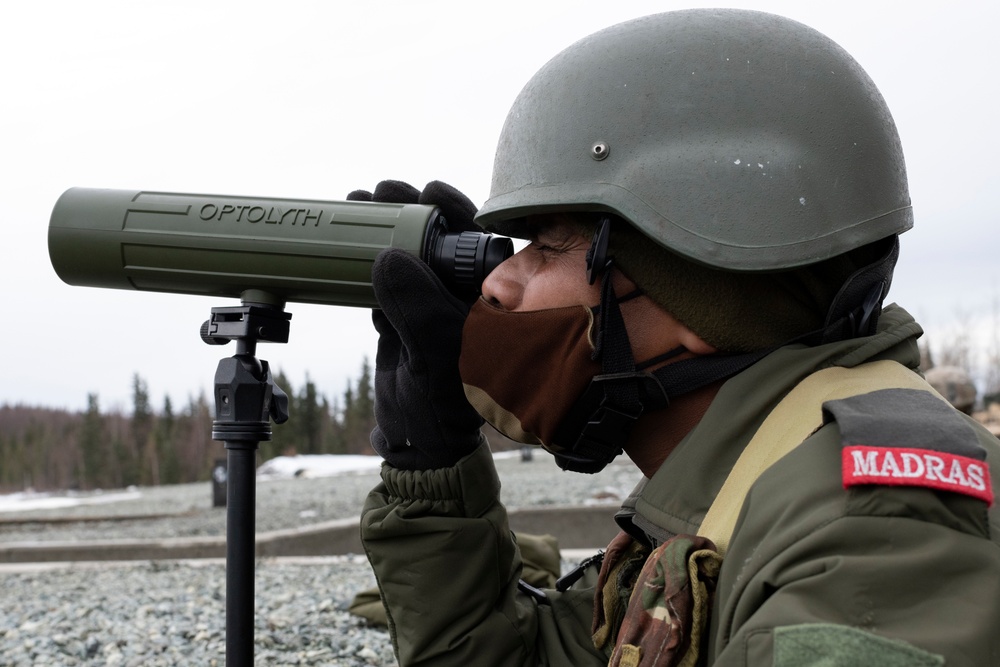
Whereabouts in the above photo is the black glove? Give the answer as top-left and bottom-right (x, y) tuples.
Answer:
(349, 181), (485, 469)
(347, 179), (481, 236)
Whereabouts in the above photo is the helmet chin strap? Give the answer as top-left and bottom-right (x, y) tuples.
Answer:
(553, 265), (665, 473)
(553, 222), (899, 474)
(553, 217), (674, 473)
(586, 215), (613, 286)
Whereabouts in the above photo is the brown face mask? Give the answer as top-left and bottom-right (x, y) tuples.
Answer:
(459, 298), (603, 452)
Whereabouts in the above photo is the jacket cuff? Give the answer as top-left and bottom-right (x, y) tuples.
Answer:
(378, 435), (500, 518)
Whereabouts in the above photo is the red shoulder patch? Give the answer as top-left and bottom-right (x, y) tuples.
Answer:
(842, 445), (993, 505)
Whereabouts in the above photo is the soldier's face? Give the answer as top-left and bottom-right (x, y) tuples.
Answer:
(481, 215), (607, 313)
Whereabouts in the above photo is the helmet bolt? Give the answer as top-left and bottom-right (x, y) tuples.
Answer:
(590, 142), (610, 161)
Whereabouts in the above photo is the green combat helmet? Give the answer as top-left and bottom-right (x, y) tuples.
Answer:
(477, 8), (911, 272)
(471, 9), (915, 473)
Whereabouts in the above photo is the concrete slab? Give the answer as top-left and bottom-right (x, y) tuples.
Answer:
(0, 505), (619, 563)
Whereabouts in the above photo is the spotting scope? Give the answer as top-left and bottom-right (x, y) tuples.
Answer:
(48, 188), (513, 307)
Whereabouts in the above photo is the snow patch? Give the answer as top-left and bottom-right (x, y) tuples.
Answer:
(0, 488), (142, 513)
(256, 454), (384, 480)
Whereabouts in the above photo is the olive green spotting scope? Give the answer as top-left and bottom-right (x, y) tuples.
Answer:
(49, 188), (513, 307)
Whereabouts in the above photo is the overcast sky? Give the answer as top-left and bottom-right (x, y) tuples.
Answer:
(3, 1), (998, 413)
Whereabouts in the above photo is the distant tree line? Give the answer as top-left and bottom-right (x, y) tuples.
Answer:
(0, 359), (377, 493)
(9, 327), (993, 495)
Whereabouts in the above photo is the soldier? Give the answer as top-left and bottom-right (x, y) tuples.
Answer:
(354, 9), (1000, 666)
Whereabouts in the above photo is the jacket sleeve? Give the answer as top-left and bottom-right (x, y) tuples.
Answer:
(360, 440), (606, 667)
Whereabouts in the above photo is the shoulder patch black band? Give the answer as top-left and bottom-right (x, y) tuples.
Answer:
(823, 388), (984, 460)
(824, 389), (993, 505)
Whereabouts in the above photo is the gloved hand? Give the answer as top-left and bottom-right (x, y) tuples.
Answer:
(347, 179), (483, 236)
(348, 181), (485, 469)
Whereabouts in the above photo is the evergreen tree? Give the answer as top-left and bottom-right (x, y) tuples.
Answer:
(341, 381), (358, 452)
(112, 432), (131, 488)
(80, 393), (104, 489)
(60, 420), (83, 490)
(22, 422), (42, 489)
(325, 394), (346, 454)
(356, 358), (374, 427)
(0, 433), (12, 488)
(298, 376), (323, 454)
(131, 374), (156, 485)
(156, 395), (181, 484)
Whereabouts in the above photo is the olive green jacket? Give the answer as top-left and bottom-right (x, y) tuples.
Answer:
(361, 305), (1000, 666)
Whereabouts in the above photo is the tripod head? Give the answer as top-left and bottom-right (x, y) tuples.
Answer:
(203, 298), (291, 442)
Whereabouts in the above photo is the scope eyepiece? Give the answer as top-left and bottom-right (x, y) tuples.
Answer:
(424, 216), (514, 297)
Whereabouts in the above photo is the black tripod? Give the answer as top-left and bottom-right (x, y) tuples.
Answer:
(203, 301), (291, 666)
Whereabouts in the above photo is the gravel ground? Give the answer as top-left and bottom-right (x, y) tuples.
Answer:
(0, 557), (392, 666)
(0, 452), (641, 666)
